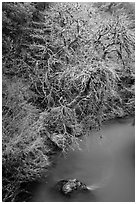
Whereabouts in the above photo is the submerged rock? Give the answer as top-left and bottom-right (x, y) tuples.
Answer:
(55, 179), (89, 196)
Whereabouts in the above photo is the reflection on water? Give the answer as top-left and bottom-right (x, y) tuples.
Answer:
(32, 118), (135, 202)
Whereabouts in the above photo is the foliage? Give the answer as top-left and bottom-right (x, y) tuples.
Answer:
(2, 2), (135, 201)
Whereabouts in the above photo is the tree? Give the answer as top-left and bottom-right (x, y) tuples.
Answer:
(2, 2), (135, 201)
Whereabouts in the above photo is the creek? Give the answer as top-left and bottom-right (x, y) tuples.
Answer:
(32, 117), (135, 202)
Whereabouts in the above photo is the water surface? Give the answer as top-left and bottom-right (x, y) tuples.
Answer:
(32, 118), (135, 202)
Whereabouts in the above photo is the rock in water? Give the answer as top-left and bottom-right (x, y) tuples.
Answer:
(55, 179), (89, 196)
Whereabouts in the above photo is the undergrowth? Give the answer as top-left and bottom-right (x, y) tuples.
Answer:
(2, 2), (135, 201)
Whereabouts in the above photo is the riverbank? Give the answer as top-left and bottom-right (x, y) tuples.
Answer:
(2, 2), (135, 201)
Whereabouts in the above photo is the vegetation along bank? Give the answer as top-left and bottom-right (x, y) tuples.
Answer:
(2, 2), (135, 201)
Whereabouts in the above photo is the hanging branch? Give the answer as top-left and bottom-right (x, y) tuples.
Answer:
(67, 76), (92, 109)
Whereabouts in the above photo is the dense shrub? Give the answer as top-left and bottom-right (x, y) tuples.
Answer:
(2, 2), (135, 201)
